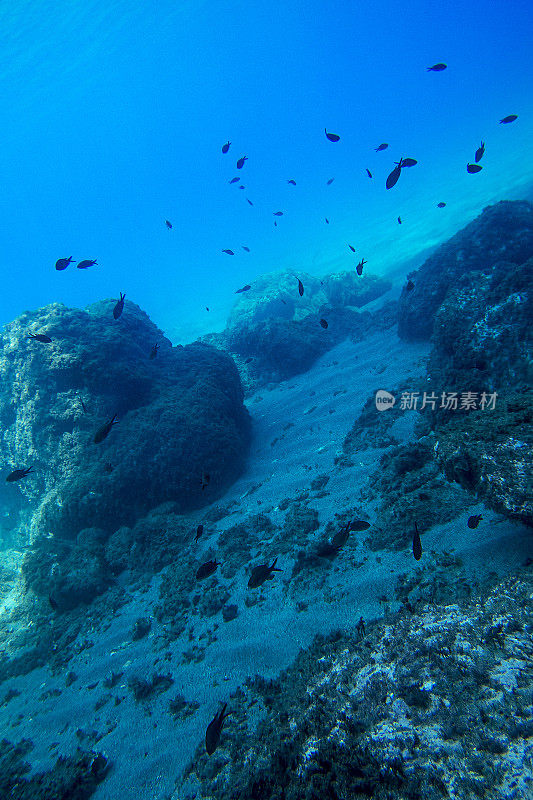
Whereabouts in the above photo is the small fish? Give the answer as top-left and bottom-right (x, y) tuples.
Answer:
(206, 703), (233, 755)
(248, 557), (281, 588)
(201, 472), (210, 490)
(241, 246), (250, 252)
(113, 293), (125, 319)
(273, 211), (284, 216)
(28, 333), (52, 343)
(366, 169), (372, 178)
(297, 279), (304, 296)
(196, 559), (220, 580)
(239, 185), (245, 189)
(79, 398), (88, 413)
(356, 258), (366, 276)
(375, 143), (388, 151)
(329, 521), (350, 551)
(222, 249), (235, 255)
(236, 156), (248, 169)
(274, 221), (277, 227)
(467, 163), (482, 173)
(6, 467), (33, 482)
(386, 159), (403, 189)
(235, 284), (251, 293)
(406, 279), (415, 292)
(398, 216), (402, 224)
(348, 244), (356, 252)
(221, 141), (231, 153)
(467, 514), (483, 529)
(475, 141), (485, 163)
(325, 128), (340, 142)
(77, 259), (97, 269)
(229, 177), (240, 184)
(246, 198), (254, 206)
(326, 177), (335, 185)
(437, 202), (446, 208)
(93, 414), (118, 444)
(244, 357), (253, 364)
(287, 179), (296, 185)
(165, 220), (173, 229)
(149, 343), (159, 359)
(412, 521), (422, 560)
(55, 256), (74, 271)
(499, 115), (517, 124)
(319, 318), (328, 329)
(348, 519), (371, 532)
(427, 63), (447, 71)
(195, 524), (204, 543)
(325, 218), (329, 224)
(49, 594), (58, 611)
(400, 158), (417, 168)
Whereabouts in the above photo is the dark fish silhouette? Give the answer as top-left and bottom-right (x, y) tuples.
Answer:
(319, 318), (328, 329)
(244, 357), (253, 364)
(248, 557), (281, 588)
(467, 514), (483, 529)
(28, 333), (52, 343)
(195, 524), (203, 543)
(398, 216), (402, 224)
(77, 259), (97, 269)
(93, 415), (118, 444)
(287, 179), (296, 185)
(236, 284), (251, 293)
(500, 115), (517, 124)
(366, 169), (372, 178)
(55, 256), (74, 271)
(437, 202), (446, 208)
(246, 198), (254, 206)
(406, 279), (415, 291)
(325, 218), (329, 224)
(222, 249), (235, 255)
(165, 220), (172, 229)
(149, 343), (159, 359)
(201, 472), (210, 490)
(475, 142), (485, 162)
(326, 177), (335, 185)
(274, 221), (277, 227)
(375, 143), (388, 151)
(412, 521), (422, 560)
(206, 703), (233, 755)
(348, 244), (356, 252)
(401, 158), (417, 168)
(273, 211), (284, 216)
(386, 159), (403, 189)
(196, 559), (220, 580)
(427, 63), (447, 71)
(242, 246), (250, 252)
(6, 467), (33, 482)
(356, 258), (366, 276)
(297, 279), (304, 296)
(349, 519), (371, 532)
(236, 156), (248, 169)
(221, 141), (231, 153)
(325, 128), (340, 142)
(113, 293), (125, 319)
(49, 593), (58, 611)
(229, 177), (240, 183)
(239, 185), (245, 189)
(467, 163), (482, 173)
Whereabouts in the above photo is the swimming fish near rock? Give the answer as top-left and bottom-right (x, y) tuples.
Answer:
(248, 557), (281, 588)
(29, 333), (52, 343)
(55, 257), (74, 271)
(467, 163), (482, 173)
(196, 559), (220, 580)
(356, 258), (366, 276)
(499, 115), (517, 124)
(467, 514), (483, 529)
(319, 318), (328, 329)
(297, 279), (304, 296)
(325, 128), (340, 142)
(206, 703), (233, 755)
(221, 141), (231, 153)
(412, 521), (422, 560)
(386, 159), (403, 189)
(195, 524), (203, 543)
(94, 415), (118, 444)
(149, 343), (159, 359)
(201, 472), (210, 490)
(222, 249), (235, 255)
(6, 467), (33, 482)
(475, 142), (485, 162)
(348, 519), (371, 532)
(406, 279), (415, 291)
(113, 293), (126, 319)
(236, 156), (248, 169)
(235, 284), (251, 293)
(77, 259), (98, 269)
(427, 63), (447, 71)
(375, 143), (388, 151)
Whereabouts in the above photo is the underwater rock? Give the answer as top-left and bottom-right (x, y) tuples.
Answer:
(398, 200), (533, 341)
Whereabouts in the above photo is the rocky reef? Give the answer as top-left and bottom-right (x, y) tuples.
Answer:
(398, 200), (533, 341)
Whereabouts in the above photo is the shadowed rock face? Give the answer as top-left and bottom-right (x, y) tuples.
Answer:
(0, 299), (251, 543)
(398, 201), (533, 341)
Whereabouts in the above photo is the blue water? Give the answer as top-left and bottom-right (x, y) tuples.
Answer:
(0, 0), (531, 341)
